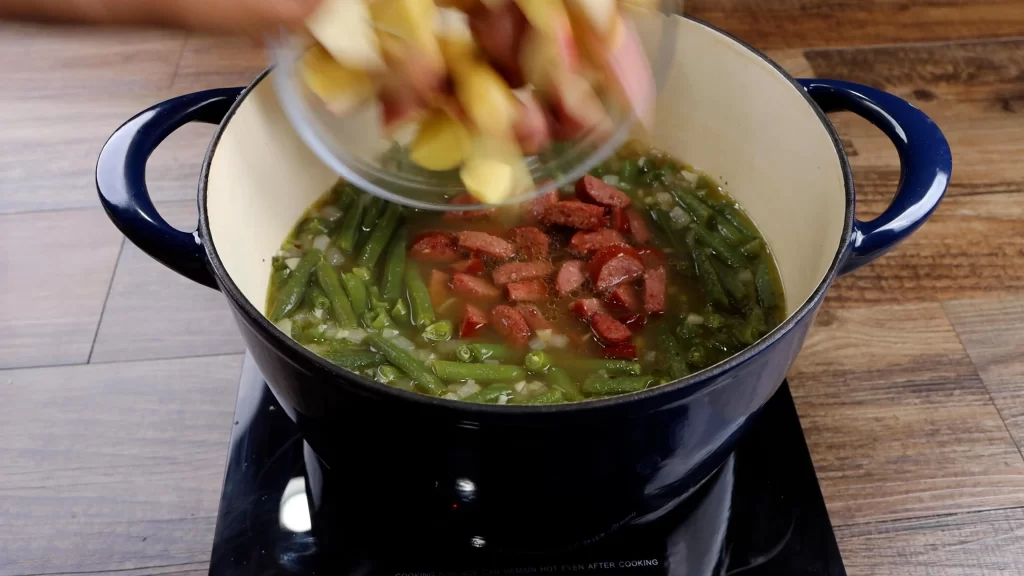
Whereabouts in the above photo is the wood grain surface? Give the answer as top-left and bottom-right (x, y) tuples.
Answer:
(1, 1), (1024, 574)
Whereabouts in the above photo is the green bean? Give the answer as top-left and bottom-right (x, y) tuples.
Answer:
(319, 350), (385, 372)
(739, 239), (763, 258)
(715, 217), (753, 246)
(712, 259), (748, 304)
(316, 261), (359, 328)
(670, 187), (714, 225)
(657, 323), (690, 380)
(336, 195), (366, 253)
(524, 351), (552, 373)
(546, 368), (583, 402)
(523, 389), (564, 405)
(468, 343), (516, 362)
(376, 364), (401, 384)
(382, 227), (408, 303)
(693, 226), (746, 268)
(582, 376), (655, 396)
(422, 320), (454, 342)
(333, 183), (358, 210)
(705, 310), (725, 328)
(306, 285), (331, 315)
(270, 267), (290, 293)
(404, 266), (436, 328)
(352, 266), (373, 282)
(733, 322), (758, 346)
(575, 359), (643, 376)
(687, 345), (709, 369)
(455, 345), (475, 363)
(357, 203), (402, 270)
(357, 197), (386, 249)
(366, 333), (444, 395)
(748, 306), (768, 333)
(755, 259), (778, 309)
(692, 247), (730, 308)
(619, 159), (639, 185)
(342, 272), (369, 312)
(465, 384), (514, 404)
(300, 217), (331, 236)
(648, 208), (690, 257)
(391, 299), (410, 325)
(269, 249), (322, 321)
(362, 308), (395, 331)
(711, 201), (761, 239)
(432, 361), (527, 383)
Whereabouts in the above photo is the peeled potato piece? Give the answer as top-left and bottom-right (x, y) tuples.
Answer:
(306, 0), (386, 71)
(300, 45), (376, 116)
(409, 112), (473, 171)
(515, 0), (580, 93)
(370, 0), (447, 97)
(460, 137), (532, 204)
(453, 61), (519, 140)
(565, 0), (617, 35)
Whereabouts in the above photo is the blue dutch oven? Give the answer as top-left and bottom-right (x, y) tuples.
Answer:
(96, 16), (950, 558)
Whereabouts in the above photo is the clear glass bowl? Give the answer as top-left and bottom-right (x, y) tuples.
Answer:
(270, 2), (681, 211)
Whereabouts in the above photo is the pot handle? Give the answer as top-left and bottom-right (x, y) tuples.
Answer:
(96, 88), (245, 290)
(799, 79), (952, 275)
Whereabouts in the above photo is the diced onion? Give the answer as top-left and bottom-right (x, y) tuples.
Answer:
(686, 314), (705, 325)
(383, 329), (400, 338)
(443, 393), (460, 400)
(645, 351), (657, 362)
(513, 381), (527, 393)
(528, 337), (546, 351)
(525, 381), (546, 395)
(313, 234), (331, 252)
(602, 175), (620, 186)
(496, 395), (510, 405)
(457, 381), (482, 398)
(275, 319), (292, 334)
(644, 196), (656, 205)
(655, 192), (673, 205)
(342, 329), (366, 343)
(323, 325), (339, 339)
(391, 335), (416, 351)
(737, 269), (754, 283)
(638, 157), (647, 167)
(313, 309), (324, 319)
(435, 339), (466, 354)
(285, 257), (301, 271)
(318, 205), (344, 222)
(483, 359), (499, 365)
(550, 334), (569, 348)
(681, 170), (699, 185)
(669, 206), (692, 228)
(325, 246), (345, 267)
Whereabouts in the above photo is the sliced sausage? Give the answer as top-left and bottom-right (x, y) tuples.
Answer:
(569, 229), (627, 254)
(556, 260), (587, 297)
(620, 313), (647, 332)
(644, 266), (667, 315)
(570, 298), (607, 320)
(524, 190), (558, 224)
(491, 305), (532, 348)
(610, 207), (630, 235)
(444, 193), (497, 221)
(379, 86), (426, 134)
(635, 245), (666, 269)
(549, 71), (612, 140)
(460, 303), (489, 339)
(468, 0), (528, 88)
(590, 312), (632, 345)
(450, 257), (486, 276)
(542, 201), (608, 231)
(457, 231), (516, 260)
(409, 232), (462, 263)
(588, 246), (645, 292)
(506, 278), (549, 302)
(508, 226), (550, 259)
(515, 304), (554, 332)
(627, 210), (652, 243)
(492, 261), (555, 286)
(602, 343), (638, 360)
(429, 270), (452, 308)
(513, 91), (552, 155)
(605, 283), (641, 313)
(451, 273), (502, 301)
(576, 174), (631, 208)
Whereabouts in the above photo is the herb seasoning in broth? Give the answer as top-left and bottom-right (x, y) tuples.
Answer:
(267, 143), (785, 404)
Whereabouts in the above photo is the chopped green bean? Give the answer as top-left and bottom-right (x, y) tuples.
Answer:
(715, 217), (753, 246)
(687, 345), (709, 369)
(269, 249), (322, 321)
(546, 368), (583, 402)
(342, 272), (369, 312)
(423, 320), (454, 342)
(300, 217), (330, 236)
(318, 349), (385, 371)
(377, 364), (401, 383)
(391, 299), (410, 325)
(468, 343), (516, 362)
(306, 285), (331, 315)
(405, 266), (436, 328)
(523, 389), (564, 405)
(432, 361), (527, 383)
(465, 384), (514, 404)
(694, 226), (746, 268)
(620, 159), (639, 184)
(670, 187), (714, 225)
(335, 196), (366, 253)
(710, 201), (761, 238)
(455, 345), (476, 363)
(712, 259), (748, 304)
(366, 333), (444, 396)
(524, 351), (552, 373)
(352, 266), (373, 282)
(362, 308), (395, 330)
(356, 197), (386, 249)
(755, 259), (778, 309)
(357, 203), (402, 270)
(740, 239), (763, 257)
(692, 246), (730, 308)
(575, 359), (643, 376)
(582, 376), (655, 396)
(316, 261), (359, 328)
(657, 323), (690, 380)
(382, 228), (408, 303)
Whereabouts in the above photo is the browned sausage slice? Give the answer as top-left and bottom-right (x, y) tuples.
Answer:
(456, 231), (516, 260)
(576, 174), (631, 208)
(492, 261), (555, 286)
(542, 201), (608, 230)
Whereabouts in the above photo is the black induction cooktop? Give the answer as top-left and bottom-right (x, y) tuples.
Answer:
(208, 354), (845, 576)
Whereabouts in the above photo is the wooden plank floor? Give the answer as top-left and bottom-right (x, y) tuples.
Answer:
(2, 2), (1024, 574)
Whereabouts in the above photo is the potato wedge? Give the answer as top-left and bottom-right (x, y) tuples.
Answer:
(300, 45), (376, 115)
(409, 112), (473, 171)
(306, 0), (386, 71)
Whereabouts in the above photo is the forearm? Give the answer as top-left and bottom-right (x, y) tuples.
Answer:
(0, 0), (320, 32)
